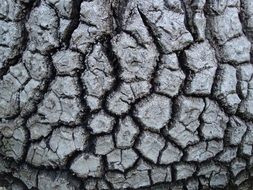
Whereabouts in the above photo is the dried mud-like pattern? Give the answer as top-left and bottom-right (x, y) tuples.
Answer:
(0, 0), (253, 189)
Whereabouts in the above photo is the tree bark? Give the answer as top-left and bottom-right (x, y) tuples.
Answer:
(0, 0), (253, 189)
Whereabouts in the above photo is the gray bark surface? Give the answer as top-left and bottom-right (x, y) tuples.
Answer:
(0, 0), (253, 189)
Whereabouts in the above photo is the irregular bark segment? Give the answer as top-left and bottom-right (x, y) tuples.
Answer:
(238, 68), (253, 119)
(160, 141), (183, 164)
(47, 0), (74, 18)
(70, 0), (112, 54)
(112, 32), (158, 82)
(0, 21), (23, 69)
(136, 131), (165, 163)
(82, 43), (115, 111)
(198, 162), (229, 188)
(26, 2), (59, 53)
(115, 116), (139, 148)
(226, 117), (247, 146)
(95, 135), (114, 155)
(38, 91), (82, 125)
(186, 0), (207, 41)
(175, 163), (196, 181)
(220, 36), (251, 64)
(106, 148), (138, 172)
(241, 0), (253, 60)
(213, 64), (241, 114)
(216, 147), (238, 162)
(0, 0), (26, 21)
(26, 126), (88, 168)
(105, 159), (171, 189)
(185, 140), (223, 162)
(88, 110), (115, 134)
(137, 0), (193, 53)
(23, 51), (52, 81)
(206, 2), (251, 65)
(167, 96), (205, 148)
(208, 7), (242, 45)
(0, 66), (26, 118)
(168, 121), (199, 148)
(38, 170), (80, 190)
(52, 50), (83, 76)
(231, 158), (247, 177)
(27, 115), (52, 140)
(134, 94), (172, 131)
(0, 126), (27, 161)
(106, 81), (151, 115)
(200, 99), (228, 140)
(155, 64), (185, 97)
(70, 153), (102, 178)
(13, 165), (38, 189)
(184, 41), (217, 95)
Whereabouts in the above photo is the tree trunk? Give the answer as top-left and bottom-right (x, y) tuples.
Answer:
(0, 0), (253, 189)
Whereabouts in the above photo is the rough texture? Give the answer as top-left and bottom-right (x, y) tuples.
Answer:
(0, 0), (253, 189)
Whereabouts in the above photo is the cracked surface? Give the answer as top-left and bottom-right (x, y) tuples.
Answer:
(0, 0), (253, 189)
